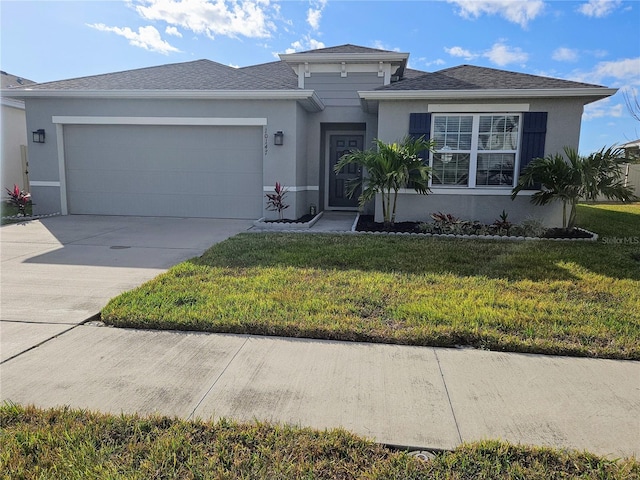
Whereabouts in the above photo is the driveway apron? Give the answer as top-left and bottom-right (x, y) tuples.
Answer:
(0, 215), (251, 361)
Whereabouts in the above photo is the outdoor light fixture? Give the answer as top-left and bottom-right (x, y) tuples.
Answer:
(32, 129), (45, 143)
(439, 145), (453, 164)
(274, 131), (284, 146)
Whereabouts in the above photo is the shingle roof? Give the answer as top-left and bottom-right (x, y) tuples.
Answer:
(239, 60), (299, 88)
(1, 71), (35, 89)
(8, 47), (609, 94)
(378, 64), (607, 91)
(402, 68), (429, 79)
(16, 59), (296, 91)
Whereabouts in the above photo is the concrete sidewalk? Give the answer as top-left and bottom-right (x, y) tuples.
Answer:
(1, 325), (638, 458)
(1, 214), (639, 459)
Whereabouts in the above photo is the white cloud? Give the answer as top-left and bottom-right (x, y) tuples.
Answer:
(483, 42), (528, 66)
(578, 0), (622, 18)
(426, 59), (446, 67)
(446, 0), (545, 27)
(583, 97), (624, 120)
(307, 0), (327, 30)
(444, 46), (477, 60)
(132, 0), (276, 39)
(88, 23), (180, 54)
(165, 25), (182, 37)
(445, 42), (528, 66)
(371, 41), (401, 52)
(552, 47), (579, 62)
(571, 57), (640, 86)
(284, 36), (325, 54)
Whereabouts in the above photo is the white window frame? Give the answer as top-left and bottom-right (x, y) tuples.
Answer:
(429, 113), (522, 190)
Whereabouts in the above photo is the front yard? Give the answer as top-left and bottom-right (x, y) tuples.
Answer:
(102, 203), (640, 360)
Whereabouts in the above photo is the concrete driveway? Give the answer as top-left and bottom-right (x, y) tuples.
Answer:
(0, 215), (252, 361)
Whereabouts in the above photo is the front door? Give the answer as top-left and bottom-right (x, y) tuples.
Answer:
(328, 134), (363, 208)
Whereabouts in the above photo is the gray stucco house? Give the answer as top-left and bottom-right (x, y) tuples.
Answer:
(3, 44), (616, 225)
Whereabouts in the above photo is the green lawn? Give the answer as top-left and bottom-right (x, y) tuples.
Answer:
(2, 404), (637, 479)
(102, 203), (640, 359)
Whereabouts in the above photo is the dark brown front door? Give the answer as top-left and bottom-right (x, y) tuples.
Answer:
(329, 134), (363, 208)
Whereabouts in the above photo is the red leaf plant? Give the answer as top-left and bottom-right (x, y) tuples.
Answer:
(265, 182), (290, 220)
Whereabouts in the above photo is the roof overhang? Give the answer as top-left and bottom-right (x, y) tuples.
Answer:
(0, 96), (25, 109)
(0, 89), (325, 112)
(358, 87), (618, 113)
(280, 51), (409, 79)
(279, 51), (409, 64)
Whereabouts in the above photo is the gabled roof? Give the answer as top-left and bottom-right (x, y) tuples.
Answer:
(378, 64), (608, 91)
(295, 44), (399, 55)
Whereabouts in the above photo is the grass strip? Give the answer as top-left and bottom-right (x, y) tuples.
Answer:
(102, 204), (640, 359)
(2, 403), (637, 479)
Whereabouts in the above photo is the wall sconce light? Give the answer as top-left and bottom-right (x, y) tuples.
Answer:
(32, 129), (46, 143)
(274, 131), (284, 146)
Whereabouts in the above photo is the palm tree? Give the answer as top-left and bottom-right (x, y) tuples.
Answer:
(335, 136), (434, 228)
(512, 146), (637, 231)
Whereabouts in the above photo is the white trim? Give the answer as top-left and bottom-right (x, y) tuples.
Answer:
(4, 89), (316, 100)
(280, 52), (409, 63)
(52, 116), (268, 126)
(428, 103), (530, 113)
(29, 181), (60, 187)
(4, 89), (325, 112)
(358, 87), (617, 100)
(263, 186), (319, 192)
(1, 97), (25, 109)
(55, 124), (68, 215)
(429, 113), (522, 190)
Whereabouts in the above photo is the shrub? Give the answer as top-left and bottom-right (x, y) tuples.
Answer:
(265, 182), (289, 220)
(5, 184), (31, 216)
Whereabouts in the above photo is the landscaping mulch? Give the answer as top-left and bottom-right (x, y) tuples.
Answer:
(262, 213), (316, 224)
(356, 215), (422, 233)
(356, 214), (596, 239)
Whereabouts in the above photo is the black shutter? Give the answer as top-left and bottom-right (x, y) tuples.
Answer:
(409, 113), (431, 161)
(520, 112), (547, 174)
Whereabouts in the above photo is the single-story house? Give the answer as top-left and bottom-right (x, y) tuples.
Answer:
(2, 44), (616, 226)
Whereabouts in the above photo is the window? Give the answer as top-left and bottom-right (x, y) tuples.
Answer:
(431, 114), (520, 188)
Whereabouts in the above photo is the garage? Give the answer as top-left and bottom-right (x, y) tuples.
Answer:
(63, 123), (263, 219)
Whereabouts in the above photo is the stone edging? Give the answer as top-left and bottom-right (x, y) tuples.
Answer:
(349, 213), (599, 242)
(1, 212), (61, 222)
(252, 211), (324, 230)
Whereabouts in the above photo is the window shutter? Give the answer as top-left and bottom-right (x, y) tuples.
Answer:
(409, 113), (431, 140)
(520, 112), (547, 174)
(409, 113), (431, 161)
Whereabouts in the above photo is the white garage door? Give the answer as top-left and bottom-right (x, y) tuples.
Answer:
(64, 124), (263, 218)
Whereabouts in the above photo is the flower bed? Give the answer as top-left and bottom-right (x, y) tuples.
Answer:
(355, 214), (597, 241)
(253, 212), (323, 230)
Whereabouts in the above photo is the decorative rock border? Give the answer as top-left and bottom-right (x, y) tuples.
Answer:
(1, 212), (60, 223)
(350, 213), (599, 242)
(252, 211), (324, 230)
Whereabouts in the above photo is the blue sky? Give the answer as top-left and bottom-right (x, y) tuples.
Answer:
(2, 0), (639, 153)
